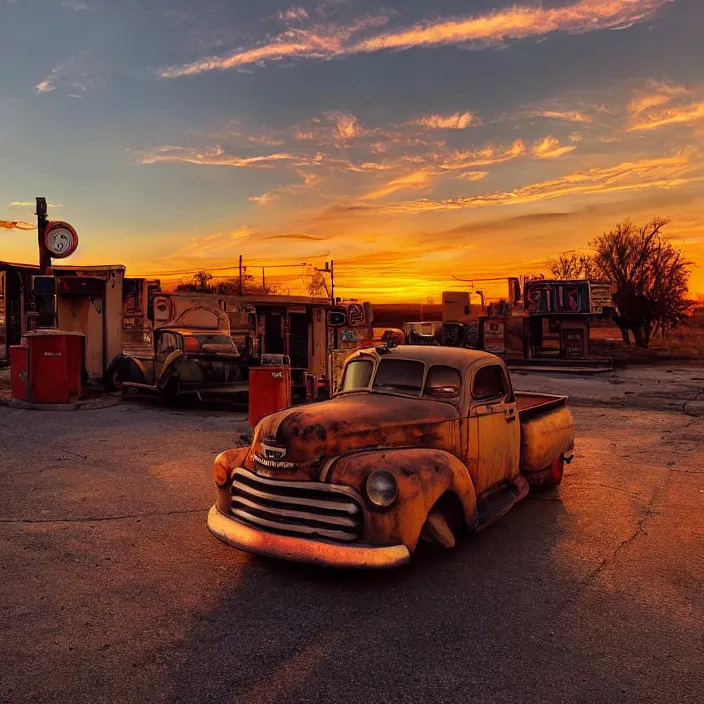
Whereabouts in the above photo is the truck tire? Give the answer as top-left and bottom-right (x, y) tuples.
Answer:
(548, 454), (565, 486)
(524, 454), (565, 490)
(420, 492), (465, 548)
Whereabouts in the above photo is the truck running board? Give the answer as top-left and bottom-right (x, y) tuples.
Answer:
(475, 475), (529, 532)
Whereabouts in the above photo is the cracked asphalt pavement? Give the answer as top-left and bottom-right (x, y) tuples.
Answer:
(1, 398), (703, 704)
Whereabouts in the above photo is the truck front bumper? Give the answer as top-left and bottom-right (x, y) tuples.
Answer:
(207, 506), (410, 569)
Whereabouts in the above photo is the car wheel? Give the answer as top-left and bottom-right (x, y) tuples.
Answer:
(104, 357), (145, 392)
(104, 360), (124, 391)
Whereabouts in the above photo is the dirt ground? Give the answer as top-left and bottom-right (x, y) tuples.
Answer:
(512, 364), (704, 415)
(1, 386), (703, 704)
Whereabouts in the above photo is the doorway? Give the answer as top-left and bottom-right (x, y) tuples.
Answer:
(264, 311), (285, 355)
(288, 312), (309, 369)
(58, 294), (105, 377)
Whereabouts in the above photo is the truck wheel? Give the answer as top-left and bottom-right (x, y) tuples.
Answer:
(162, 376), (180, 401)
(548, 454), (565, 486)
(420, 493), (465, 548)
(526, 456), (565, 490)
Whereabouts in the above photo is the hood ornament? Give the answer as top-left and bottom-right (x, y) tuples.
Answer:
(261, 442), (287, 460)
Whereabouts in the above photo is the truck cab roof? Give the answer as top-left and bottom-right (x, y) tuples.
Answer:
(349, 345), (499, 374)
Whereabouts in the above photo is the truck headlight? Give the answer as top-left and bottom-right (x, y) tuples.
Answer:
(366, 471), (398, 508)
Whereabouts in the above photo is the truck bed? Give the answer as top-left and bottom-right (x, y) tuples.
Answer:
(516, 392), (568, 420)
(517, 392), (574, 474)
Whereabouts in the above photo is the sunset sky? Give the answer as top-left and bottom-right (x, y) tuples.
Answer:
(2, 0), (704, 301)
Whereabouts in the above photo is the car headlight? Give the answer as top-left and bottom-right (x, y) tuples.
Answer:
(366, 470), (398, 508)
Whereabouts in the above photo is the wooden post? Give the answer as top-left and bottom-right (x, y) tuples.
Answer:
(238, 255), (243, 296)
(36, 197), (50, 273)
(262, 267), (265, 290)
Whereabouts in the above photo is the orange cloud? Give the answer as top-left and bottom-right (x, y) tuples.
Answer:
(362, 169), (437, 200)
(159, 14), (390, 77)
(138, 145), (309, 168)
(160, 1), (671, 77)
(0, 220), (36, 231)
(409, 112), (476, 129)
(354, 1), (671, 53)
(35, 52), (94, 94)
(265, 234), (326, 241)
(439, 140), (527, 170)
(8, 201), (63, 208)
(628, 80), (704, 131)
(179, 227), (252, 256)
(327, 111), (364, 142)
(458, 171), (488, 182)
(246, 134), (285, 146)
(522, 109), (592, 123)
(278, 7), (309, 22)
(249, 172), (323, 205)
(629, 103), (704, 131)
(628, 80), (690, 117)
(385, 153), (699, 213)
(532, 136), (576, 159)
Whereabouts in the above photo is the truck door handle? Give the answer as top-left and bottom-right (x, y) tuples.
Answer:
(505, 408), (516, 422)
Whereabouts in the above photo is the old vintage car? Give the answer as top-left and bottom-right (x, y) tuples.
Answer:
(105, 327), (243, 399)
(208, 346), (575, 568)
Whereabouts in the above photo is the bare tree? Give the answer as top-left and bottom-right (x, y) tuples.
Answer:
(194, 271), (213, 291)
(301, 265), (328, 297)
(547, 252), (595, 279)
(214, 274), (279, 296)
(176, 271), (213, 293)
(591, 218), (691, 348)
(175, 271), (278, 296)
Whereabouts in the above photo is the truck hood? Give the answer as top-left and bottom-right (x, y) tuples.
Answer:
(249, 392), (460, 481)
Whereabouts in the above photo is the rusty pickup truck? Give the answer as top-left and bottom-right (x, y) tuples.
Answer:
(208, 346), (574, 568)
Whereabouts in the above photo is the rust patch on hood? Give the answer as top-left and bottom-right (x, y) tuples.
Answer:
(252, 393), (460, 480)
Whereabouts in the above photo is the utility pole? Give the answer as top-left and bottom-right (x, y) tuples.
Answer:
(329, 260), (335, 305)
(36, 197), (50, 273)
(262, 267), (265, 291)
(238, 255), (243, 296)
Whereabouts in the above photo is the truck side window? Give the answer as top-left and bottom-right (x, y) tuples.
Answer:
(472, 365), (507, 401)
(424, 365), (461, 398)
(340, 359), (374, 391)
(158, 333), (176, 354)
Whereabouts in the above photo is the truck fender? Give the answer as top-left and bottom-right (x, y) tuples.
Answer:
(214, 447), (249, 514)
(327, 448), (478, 553)
(156, 350), (184, 389)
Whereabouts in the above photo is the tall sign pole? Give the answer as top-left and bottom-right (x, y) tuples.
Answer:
(36, 197), (51, 273)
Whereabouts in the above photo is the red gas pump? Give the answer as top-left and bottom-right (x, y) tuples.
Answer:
(248, 365), (292, 427)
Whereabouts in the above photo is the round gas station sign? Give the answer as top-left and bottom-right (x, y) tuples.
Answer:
(44, 221), (79, 259)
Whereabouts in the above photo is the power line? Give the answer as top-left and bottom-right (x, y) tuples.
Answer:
(132, 261), (310, 277)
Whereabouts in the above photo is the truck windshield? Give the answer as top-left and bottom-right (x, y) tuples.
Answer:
(340, 359), (374, 391)
(195, 334), (235, 346)
(373, 359), (424, 394)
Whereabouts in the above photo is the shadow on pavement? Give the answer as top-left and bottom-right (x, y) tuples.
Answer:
(162, 497), (579, 703)
(162, 485), (703, 703)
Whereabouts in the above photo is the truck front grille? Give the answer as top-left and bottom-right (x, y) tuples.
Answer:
(230, 467), (363, 542)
